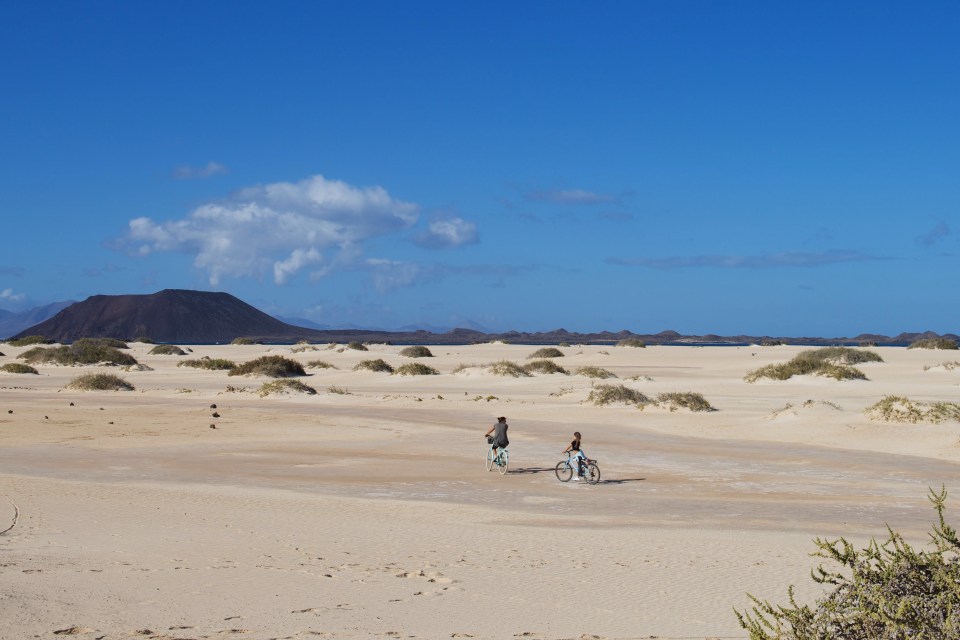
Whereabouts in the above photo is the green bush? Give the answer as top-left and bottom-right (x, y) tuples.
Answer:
(148, 344), (187, 356)
(1, 362), (38, 374)
(908, 338), (959, 350)
(737, 487), (960, 639)
(587, 384), (649, 406)
(7, 335), (51, 347)
(865, 395), (960, 424)
(133, 336), (154, 344)
(399, 345), (433, 358)
(657, 391), (715, 412)
(231, 337), (260, 345)
(616, 338), (646, 348)
(346, 341), (368, 351)
(19, 340), (138, 367)
(66, 373), (135, 391)
(576, 366), (617, 379)
(527, 347), (564, 359)
(257, 379), (317, 397)
(394, 362), (439, 376)
(81, 337), (129, 349)
(353, 358), (394, 373)
(522, 359), (568, 375)
(306, 360), (337, 369)
(178, 357), (236, 370)
(745, 347), (880, 382)
(228, 355), (306, 378)
(488, 360), (531, 377)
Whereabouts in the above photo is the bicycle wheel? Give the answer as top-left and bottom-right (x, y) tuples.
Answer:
(586, 462), (601, 484)
(498, 449), (509, 475)
(485, 447), (495, 471)
(555, 461), (572, 482)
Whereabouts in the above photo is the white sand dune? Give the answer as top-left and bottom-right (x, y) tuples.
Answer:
(1, 343), (958, 639)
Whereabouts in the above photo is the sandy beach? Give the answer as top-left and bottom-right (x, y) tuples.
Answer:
(2, 342), (959, 639)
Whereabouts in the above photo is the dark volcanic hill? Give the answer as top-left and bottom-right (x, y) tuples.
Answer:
(13, 289), (331, 344)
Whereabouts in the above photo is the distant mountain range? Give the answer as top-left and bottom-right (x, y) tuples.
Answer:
(9, 289), (959, 346)
(0, 300), (75, 339)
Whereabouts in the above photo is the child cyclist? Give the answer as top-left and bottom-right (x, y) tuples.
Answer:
(563, 431), (590, 478)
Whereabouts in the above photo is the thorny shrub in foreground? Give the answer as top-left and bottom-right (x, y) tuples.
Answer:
(736, 487), (960, 639)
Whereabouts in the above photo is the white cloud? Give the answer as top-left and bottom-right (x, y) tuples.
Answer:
(0, 288), (25, 302)
(415, 217), (479, 248)
(126, 174), (419, 285)
(525, 188), (617, 205)
(173, 161), (229, 179)
(366, 258), (423, 293)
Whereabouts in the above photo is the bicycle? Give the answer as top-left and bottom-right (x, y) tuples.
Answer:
(485, 437), (509, 475)
(555, 453), (600, 484)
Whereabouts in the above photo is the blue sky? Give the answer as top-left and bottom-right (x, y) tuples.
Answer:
(1, 1), (958, 336)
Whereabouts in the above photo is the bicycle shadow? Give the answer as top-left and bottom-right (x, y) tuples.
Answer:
(507, 466), (555, 475)
(598, 477), (646, 484)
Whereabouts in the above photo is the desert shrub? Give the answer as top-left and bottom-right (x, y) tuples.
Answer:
(865, 395), (960, 424)
(328, 385), (350, 395)
(527, 347), (564, 359)
(7, 335), (52, 346)
(178, 357), (236, 370)
(231, 337), (259, 345)
(394, 362), (439, 376)
(744, 347), (879, 382)
(353, 358), (394, 373)
(909, 338), (959, 350)
(587, 384), (649, 406)
(65, 373), (134, 391)
(452, 363), (479, 374)
(1, 363), (38, 374)
(81, 337), (129, 349)
(133, 336), (154, 344)
(346, 341), (368, 351)
(737, 487), (960, 639)
(759, 339), (784, 347)
(522, 359), (568, 375)
(257, 379), (317, 397)
(488, 360), (531, 377)
(399, 346), (433, 358)
(616, 338), (646, 348)
(657, 392), (715, 412)
(19, 341), (138, 367)
(923, 361), (960, 372)
(228, 355), (306, 378)
(576, 366), (617, 379)
(148, 344), (187, 356)
(306, 360), (337, 370)
(290, 345), (319, 353)
(859, 340), (877, 347)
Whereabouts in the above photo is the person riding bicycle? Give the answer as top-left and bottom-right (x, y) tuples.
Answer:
(484, 416), (509, 458)
(563, 431), (589, 478)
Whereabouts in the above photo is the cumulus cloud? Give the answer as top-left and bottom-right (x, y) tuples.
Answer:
(525, 189), (618, 205)
(172, 161), (229, 179)
(608, 250), (888, 269)
(0, 288), (25, 302)
(126, 174), (419, 285)
(414, 217), (479, 249)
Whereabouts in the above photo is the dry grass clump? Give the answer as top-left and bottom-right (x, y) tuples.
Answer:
(744, 347), (880, 382)
(923, 361), (960, 371)
(231, 337), (260, 345)
(148, 344), (187, 356)
(616, 338), (646, 348)
(576, 366), (617, 379)
(133, 336), (154, 344)
(307, 360), (337, 370)
(399, 345), (433, 358)
(353, 358), (394, 373)
(522, 359), (569, 375)
(228, 355), (306, 378)
(488, 360), (531, 377)
(19, 339), (138, 367)
(394, 362), (439, 376)
(527, 347), (564, 359)
(328, 385), (350, 395)
(178, 357), (236, 370)
(587, 384), (650, 406)
(7, 335), (53, 346)
(759, 339), (784, 346)
(290, 345), (319, 353)
(257, 379), (317, 397)
(1, 362), (38, 374)
(87, 337), (129, 349)
(347, 341), (368, 351)
(909, 338), (959, 350)
(656, 392), (715, 412)
(865, 395), (960, 424)
(66, 373), (134, 391)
